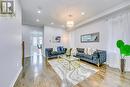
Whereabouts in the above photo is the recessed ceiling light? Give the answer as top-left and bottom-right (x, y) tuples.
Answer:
(37, 10), (41, 14)
(81, 12), (85, 15)
(51, 22), (54, 25)
(36, 19), (40, 22)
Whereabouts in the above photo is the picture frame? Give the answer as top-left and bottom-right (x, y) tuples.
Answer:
(81, 32), (99, 43)
(52, 36), (61, 43)
(0, 1), (14, 14)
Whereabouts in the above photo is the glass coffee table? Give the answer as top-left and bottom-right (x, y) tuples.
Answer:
(58, 55), (80, 70)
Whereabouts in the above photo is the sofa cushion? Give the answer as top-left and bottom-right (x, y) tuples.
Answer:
(76, 53), (84, 57)
(51, 51), (58, 55)
(84, 54), (93, 60)
(77, 48), (84, 53)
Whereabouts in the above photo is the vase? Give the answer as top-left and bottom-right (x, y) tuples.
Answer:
(120, 58), (125, 73)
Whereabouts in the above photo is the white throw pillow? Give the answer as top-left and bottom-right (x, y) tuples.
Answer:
(87, 48), (92, 55)
(87, 48), (96, 55)
(53, 47), (57, 51)
(91, 49), (96, 54)
(84, 48), (88, 54)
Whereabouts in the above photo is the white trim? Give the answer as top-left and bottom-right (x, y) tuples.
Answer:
(75, 0), (130, 29)
(10, 66), (22, 87)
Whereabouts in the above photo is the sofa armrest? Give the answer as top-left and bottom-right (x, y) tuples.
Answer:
(45, 48), (53, 57)
(98, 50), (106, 57)
(97, 50), (107, 63)
(92, 52), (98, 58)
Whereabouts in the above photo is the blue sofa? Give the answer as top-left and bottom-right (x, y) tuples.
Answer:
(75, 48), (107, 66)
(45, 47), (67, 58)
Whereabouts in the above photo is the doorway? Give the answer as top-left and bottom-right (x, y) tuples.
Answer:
(30, 32), (43, 65)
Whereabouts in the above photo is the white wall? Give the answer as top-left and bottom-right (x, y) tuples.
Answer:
(22, 25), (44, 57)
(71, 19), (108, 50)
(44, 26), (70, 49)
(22, 25), (70, 57)
(70, 9), (130, 71)
(0, 0), (22, 87)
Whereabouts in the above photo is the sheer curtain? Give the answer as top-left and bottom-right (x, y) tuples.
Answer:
(106, 11), (130, 70)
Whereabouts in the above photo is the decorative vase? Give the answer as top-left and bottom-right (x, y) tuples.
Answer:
(120, 58), (125, 73)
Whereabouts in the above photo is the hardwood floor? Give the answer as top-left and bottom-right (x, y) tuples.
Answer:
(14, 56), (130, 87)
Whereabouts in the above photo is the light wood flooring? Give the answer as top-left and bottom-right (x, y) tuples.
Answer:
(14, 56), (130, 87)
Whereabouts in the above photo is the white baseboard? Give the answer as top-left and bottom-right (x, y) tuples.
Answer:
(10, 66), (22, 87)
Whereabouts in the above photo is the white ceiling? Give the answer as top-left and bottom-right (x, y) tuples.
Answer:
(20, 0), (129, 29)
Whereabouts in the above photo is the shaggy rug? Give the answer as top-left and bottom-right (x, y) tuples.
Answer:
(48, 59), (98, 87)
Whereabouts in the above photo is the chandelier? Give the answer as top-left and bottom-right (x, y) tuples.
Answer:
(66, 20), (74, 28)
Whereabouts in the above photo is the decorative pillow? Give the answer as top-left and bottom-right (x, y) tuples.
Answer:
(53, 47), (57, 51)
(84, 48), (88, 54)
(57, 46), (61, 52)
(66, 48), (72, 55)
(71, 48), (77, 55)
(60, 46), (64, 51)
(88, 48), (97, 55)
(91, 49), (97, 54)
(87, 48), (91, 55)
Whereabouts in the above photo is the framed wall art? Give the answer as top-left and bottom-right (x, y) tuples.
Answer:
(81, 32), (99, 43)
(52, 36), (61, 43)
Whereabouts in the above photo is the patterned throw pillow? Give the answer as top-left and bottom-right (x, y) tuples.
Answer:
(71, 48), (77, 55)
(66, 48), (72, 56)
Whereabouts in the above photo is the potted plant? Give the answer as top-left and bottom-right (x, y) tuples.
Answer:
(116, 40), (130, 73)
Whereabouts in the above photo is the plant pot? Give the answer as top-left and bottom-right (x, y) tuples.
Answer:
(120, 58), (126, 73)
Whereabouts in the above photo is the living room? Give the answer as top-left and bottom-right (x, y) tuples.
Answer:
(0, 0), (130, 87)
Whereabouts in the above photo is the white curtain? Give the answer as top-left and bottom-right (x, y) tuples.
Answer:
(106, 11), (130, 70)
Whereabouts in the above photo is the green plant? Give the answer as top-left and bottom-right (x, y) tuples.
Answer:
(116, 40), (130, 58)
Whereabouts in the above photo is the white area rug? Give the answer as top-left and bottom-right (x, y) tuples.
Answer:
(48, 59), (98, 87)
